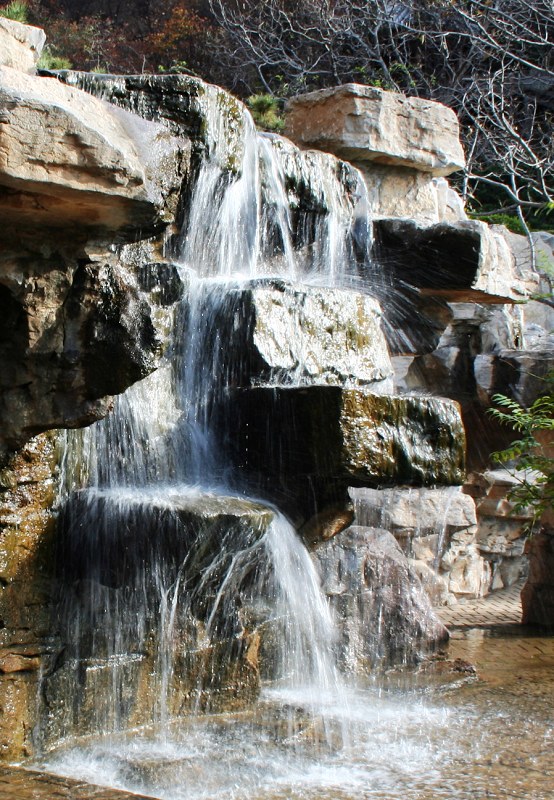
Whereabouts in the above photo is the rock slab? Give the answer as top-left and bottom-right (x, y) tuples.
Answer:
(285, 83), (465, 176)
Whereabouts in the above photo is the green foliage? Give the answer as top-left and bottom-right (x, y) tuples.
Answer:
(247, 94), (284, 133)
(0, 1), (28, 22)
(468, 213), (527, 236)
(488, 377), (554, 533)
(37, 47), (72, 70)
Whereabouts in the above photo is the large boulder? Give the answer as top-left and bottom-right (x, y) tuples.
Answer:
(285, 84), (465, 177)
(314, 526), (449, 669)
(350, 486), (487, 603)
(0, 66), (187, 237)
(199, 279), (392, 389)
(224, 386), (466, 522)
(0, 18), (45, 74)
(41, 488), (274, 747)
(372, 219), (530, 306)
(0, 256), (184, 461)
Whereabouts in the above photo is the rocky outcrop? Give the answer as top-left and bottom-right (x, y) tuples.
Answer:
(203, 279), (393, 389)
(0, 66), (187, 237)
(0, 18), (45, 74)
(285, 84), (465, 176)
(464, 470), (532, 593)
(373, 219), (529, 308)
(0, 434), (60, 761)
(0, 254), (184, 462)
(225, 386), (465, 521)
(37, 487), (274, 747)
(350, 486), (487, 604)
(314, 526), (449, 669)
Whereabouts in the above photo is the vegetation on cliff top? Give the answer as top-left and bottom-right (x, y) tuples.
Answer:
(1, 0), (552, 230)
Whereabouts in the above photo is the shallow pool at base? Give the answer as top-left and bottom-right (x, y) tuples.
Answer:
(38, 630), (554, 800)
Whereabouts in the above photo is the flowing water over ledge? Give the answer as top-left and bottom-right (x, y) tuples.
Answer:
(34, 630), (554, 800)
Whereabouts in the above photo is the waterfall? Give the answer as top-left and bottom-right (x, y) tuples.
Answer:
(42, 91), (372, 754)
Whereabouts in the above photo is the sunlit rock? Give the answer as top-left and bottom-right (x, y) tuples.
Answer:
(56, 71), (246, 171)
(350, 486), (487, 602)
(285, 84), (465, 176)
(0, 18), (45, 74)
(314, 526), (449, 670)
(206, 279), (393, 388)
(225, 386), (466, 522)
(0, 66), (186, 236)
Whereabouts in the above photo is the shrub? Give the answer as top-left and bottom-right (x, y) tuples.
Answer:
(247, 94), (284, 133)
(488, 376), (554, 534)
(0, 1), (28, 22)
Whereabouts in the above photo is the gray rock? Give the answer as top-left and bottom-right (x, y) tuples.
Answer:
(350, 486), (487, 600)
(313, 525), (449, 670)
(0, 255), (182, 461)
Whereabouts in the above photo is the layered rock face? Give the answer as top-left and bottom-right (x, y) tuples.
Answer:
(0, 61), (190, 462)
(1, 22), (550, 766)
(285, 82), (551, 605)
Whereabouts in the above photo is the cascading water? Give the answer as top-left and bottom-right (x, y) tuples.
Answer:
(35, 89), (468, 800)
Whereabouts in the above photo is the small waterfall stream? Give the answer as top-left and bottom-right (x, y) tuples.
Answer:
(35, 88), (464, 799)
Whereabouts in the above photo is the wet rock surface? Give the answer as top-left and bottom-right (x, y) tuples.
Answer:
(373, 218), (528, 305)
(204, 279), (392, 389)
(521, 529), (554, 626)
(0, 254), (170, 461)
(225, 386), (466, 522)
(350, 486), (487, 603)
(314, 525), (449, 669)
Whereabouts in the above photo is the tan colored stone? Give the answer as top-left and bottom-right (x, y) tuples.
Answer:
(0, 66), (172, 233)
(285, 83), (465, 176)
(361, 165), (467, 224)
(0, 19), (45, 74)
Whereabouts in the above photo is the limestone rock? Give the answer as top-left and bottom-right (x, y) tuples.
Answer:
(285, 84), (465, 176)
(204, 279), (393, 389)
(314, 526), (449, 670)
(224, 386), (466, 522)
(350, 486), (487, 601)
(55, 71), (245, 169)
(373, 219), (529, 306)
(0, 254), (175, 461)
(0, 18), (45, 74)
(361, 166), (468, 225)
(0, 66), (185, 236)
(466, 469), (533, 593)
